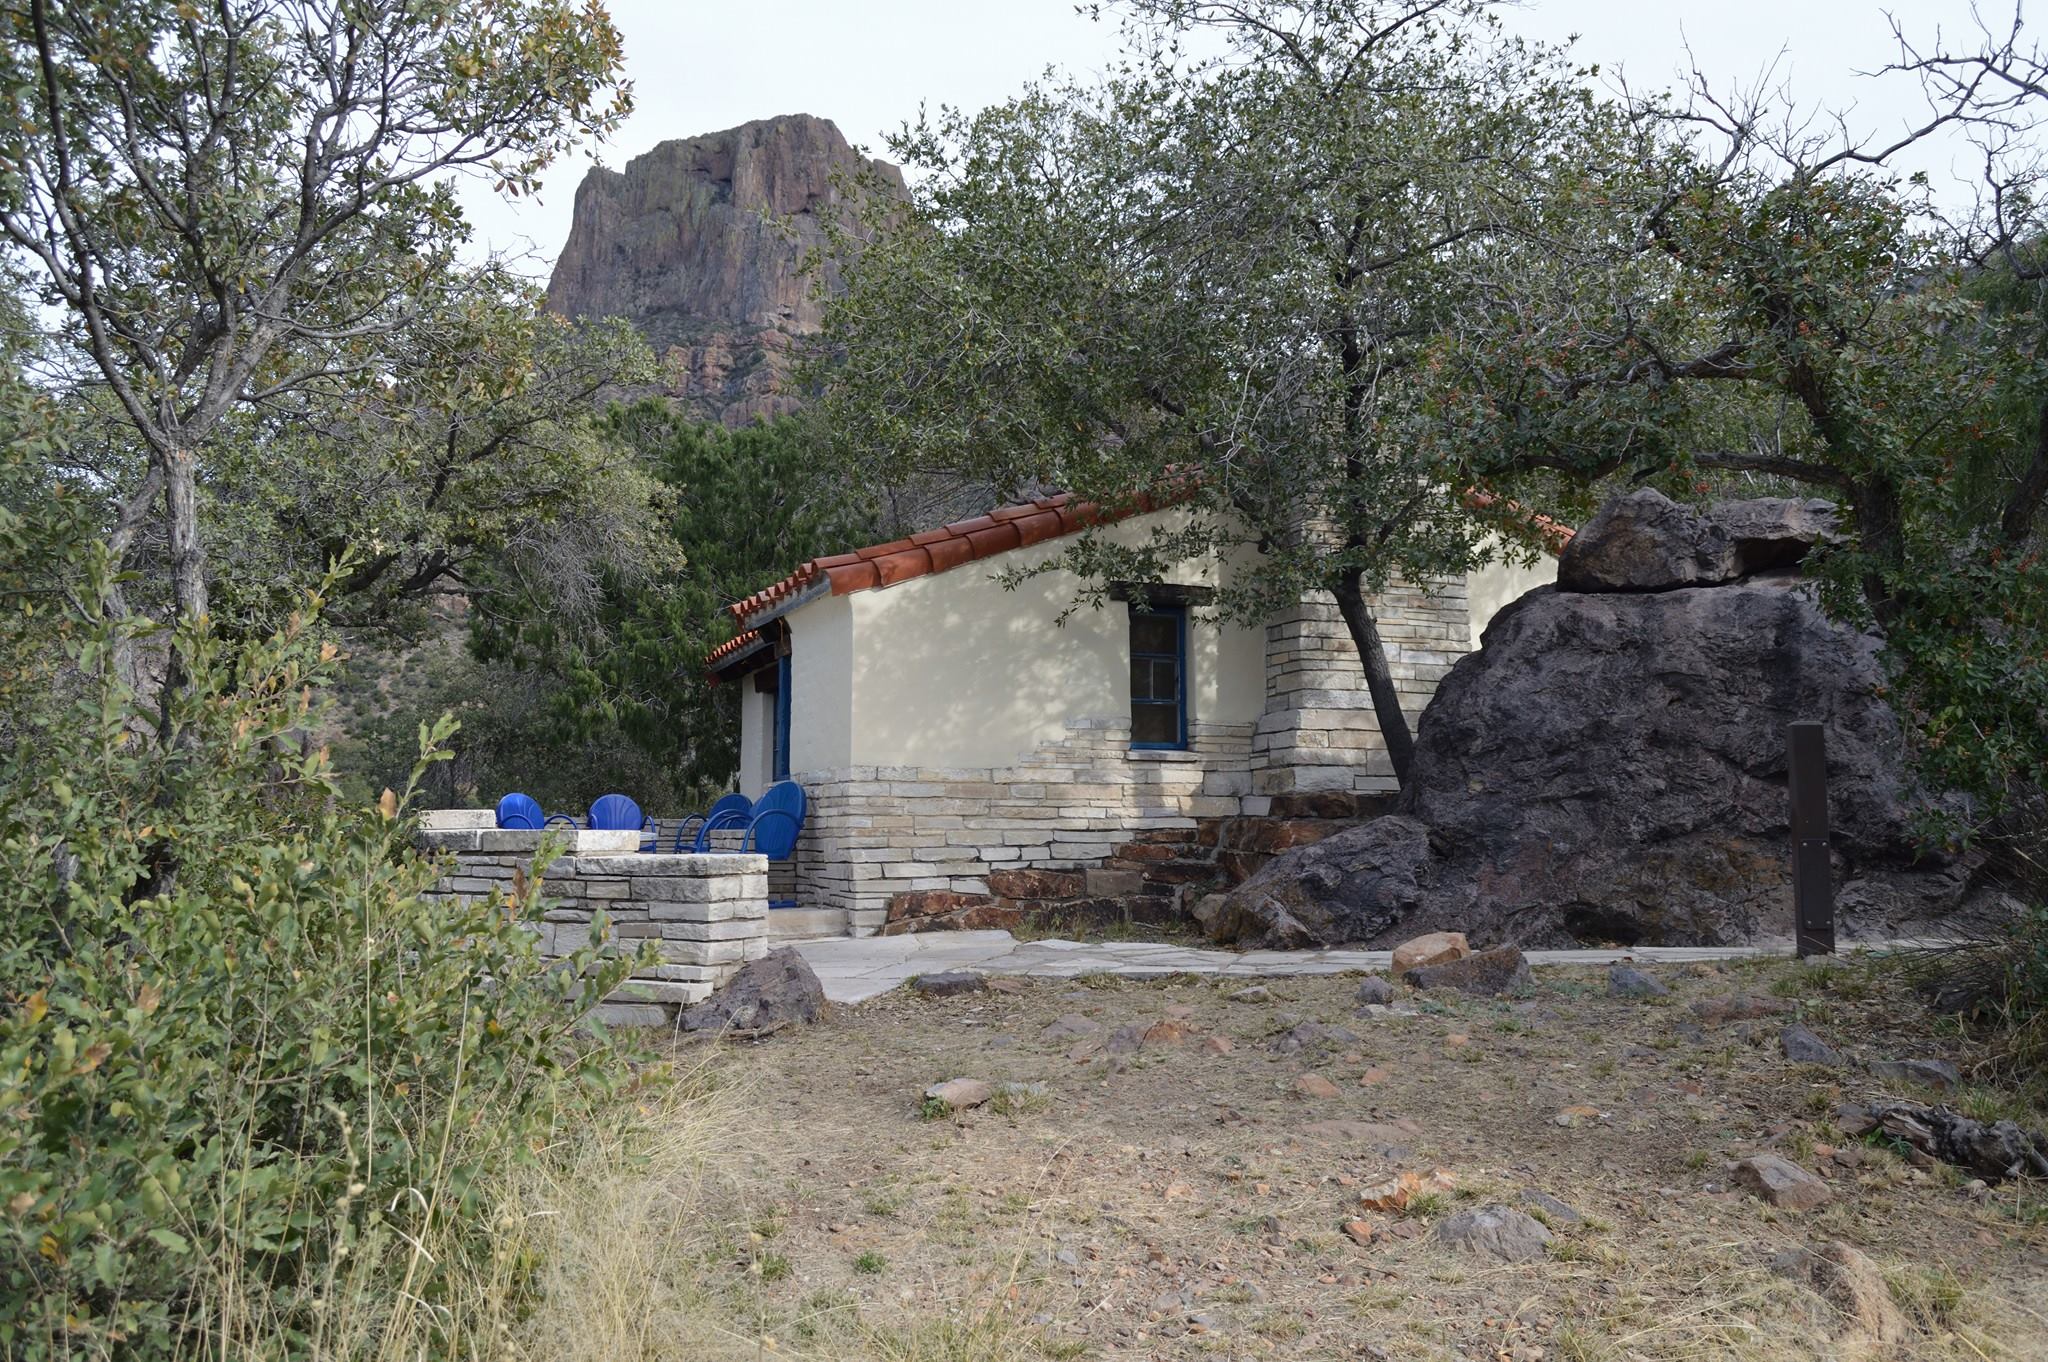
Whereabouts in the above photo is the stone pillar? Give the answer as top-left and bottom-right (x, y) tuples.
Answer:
(419, 821), (769, 1025)
(1251, 578), (1472, 800)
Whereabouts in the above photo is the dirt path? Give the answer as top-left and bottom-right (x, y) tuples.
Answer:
(683, 956), (2048, 1360)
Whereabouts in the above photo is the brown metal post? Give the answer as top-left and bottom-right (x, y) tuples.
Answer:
(1787, 721), (1835, 957)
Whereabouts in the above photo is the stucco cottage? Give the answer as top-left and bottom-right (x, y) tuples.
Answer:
(706, 494), (1561, 938)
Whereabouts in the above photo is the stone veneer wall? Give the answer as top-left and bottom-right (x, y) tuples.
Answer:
(418, 816), (768, 1023)
(1254, 578), (1471, 795)
(793, 718), (1253, 935)
(788, 575), (1472, 936)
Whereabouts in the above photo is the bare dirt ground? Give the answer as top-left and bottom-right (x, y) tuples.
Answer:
(676, 956), (2048, 1361)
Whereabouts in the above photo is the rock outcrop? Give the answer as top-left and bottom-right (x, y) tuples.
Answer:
(547, 114), (904, 425)
(1208, 489), (1976, 949)
(1555, 488), (1839, 592)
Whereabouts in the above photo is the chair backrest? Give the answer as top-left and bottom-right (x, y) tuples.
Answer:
(495, 792), (543, 830)
(587, 792), (644, 831)
(686, 792), (753, 851)
(747, 780), (807, 860)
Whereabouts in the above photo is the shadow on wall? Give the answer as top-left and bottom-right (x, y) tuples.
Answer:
(843, 583), (1134, 771)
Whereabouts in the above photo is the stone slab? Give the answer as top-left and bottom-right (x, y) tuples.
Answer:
(788, 932), (1848, 1005)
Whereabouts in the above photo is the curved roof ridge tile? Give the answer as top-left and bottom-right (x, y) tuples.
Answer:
(723, 490), (1126, 627)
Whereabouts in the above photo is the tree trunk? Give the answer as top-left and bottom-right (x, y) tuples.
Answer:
(1852, 475), (1905, 629)
(1330, 568), (1414, 786)
(162, 445), (208, 621)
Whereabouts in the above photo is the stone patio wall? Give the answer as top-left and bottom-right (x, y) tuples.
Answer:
(418, 814), (768, 1023)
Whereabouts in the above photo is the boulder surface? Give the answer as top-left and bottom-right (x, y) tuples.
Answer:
(678, 948), (826, 1037)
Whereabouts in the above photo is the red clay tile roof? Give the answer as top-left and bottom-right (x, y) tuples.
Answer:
(703, 628), (766, 672)
(708, 486), (1574, 675)
(725, 492), (1133, 627)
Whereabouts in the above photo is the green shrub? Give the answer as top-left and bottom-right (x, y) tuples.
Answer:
(0, 553), (654, 1359)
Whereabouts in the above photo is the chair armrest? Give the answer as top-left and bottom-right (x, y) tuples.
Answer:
(692, 807), (752, 852)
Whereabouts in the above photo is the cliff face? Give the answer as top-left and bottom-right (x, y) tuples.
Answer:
(546, 114), (904, 426)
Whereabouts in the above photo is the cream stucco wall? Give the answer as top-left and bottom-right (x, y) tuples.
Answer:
(1466, 540), (1558, 647)
(734, 510), (1267, 780)
(843, 510), (1263, 769)
(736, 682), (776, 798)
(787, 592), (855, 777)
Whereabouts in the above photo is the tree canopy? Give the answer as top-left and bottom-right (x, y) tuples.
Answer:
(813, 0), (2048, 816)
(0, 0), (631, 630)
(815, 0), (1635, 780)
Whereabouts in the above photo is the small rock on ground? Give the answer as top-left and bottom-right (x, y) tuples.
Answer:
(1691, 994), (1790, 1025)
(1733, 1153), (1832, 1209)
(1780, 1024), (1843, 1066)
(1293, 1073), (1342, 1099)
(1228, 985), (1272, 1003)
(1868, 1057), (1960, 1092)
(1519, 1189), (1584, 1226)
(1039, 1013), (1103, 1043)
(1431, 1204), (1553, 1262)
(913, 970), (988, 997)
(1356, 974), (1396, 1006)
(1607, 964), (1668, 998)
(923, 1078), (993, 1111)
(1405, 946), (1531, 997)
(1392, 930), (1470, 975)
(1773, 1241), (1909, 1355)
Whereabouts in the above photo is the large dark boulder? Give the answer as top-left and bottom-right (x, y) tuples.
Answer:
(1208, 491), (1968, 949)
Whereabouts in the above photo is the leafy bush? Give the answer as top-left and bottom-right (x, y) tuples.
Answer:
(0, 549), (654, 1359)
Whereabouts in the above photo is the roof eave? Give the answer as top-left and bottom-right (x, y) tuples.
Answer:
(735, 573), (834, 632)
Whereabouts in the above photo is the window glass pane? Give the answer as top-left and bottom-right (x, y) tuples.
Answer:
(1132, 657), (1177, 703)
(1130, 612), (1178, 654)
(1132, 702), (1179, 745)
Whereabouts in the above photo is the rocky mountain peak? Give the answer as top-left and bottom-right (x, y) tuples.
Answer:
(546, 113), (904, 425)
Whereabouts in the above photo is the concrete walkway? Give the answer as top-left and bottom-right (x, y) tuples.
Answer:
(788, 930), (1797, 1004)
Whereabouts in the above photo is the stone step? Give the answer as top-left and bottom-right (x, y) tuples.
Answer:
(768, 907), (852, 941)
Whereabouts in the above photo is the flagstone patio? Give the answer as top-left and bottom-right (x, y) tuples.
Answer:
(787, 929), (1794, 1003)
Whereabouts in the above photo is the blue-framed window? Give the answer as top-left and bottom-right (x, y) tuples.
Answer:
(1128, 604), (1187, 749)
(771, 651), (792, 781)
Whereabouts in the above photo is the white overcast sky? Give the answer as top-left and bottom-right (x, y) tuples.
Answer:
(458, 0), (2000, 278)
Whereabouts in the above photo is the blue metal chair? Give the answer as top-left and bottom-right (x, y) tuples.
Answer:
(741, 781), (807, 860)
(721, 781), (806, 909)
(589, 793), (657, 852)
(495, 792), (544, 830)
(675, 792), (752, 852)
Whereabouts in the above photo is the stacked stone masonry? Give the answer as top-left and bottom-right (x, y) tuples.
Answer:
(419, 817), (768, 1021)
(880, 790), (1391, 935)
(794, 577), (1471, 935)
(1256, 580), (1471, 796)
